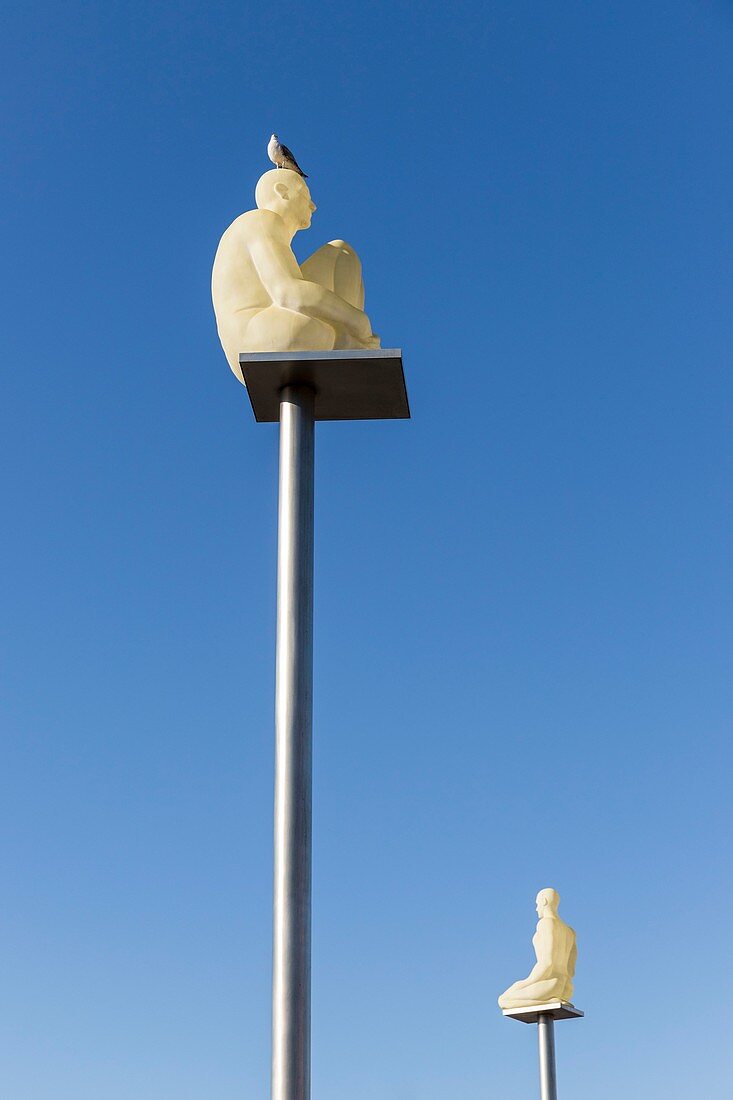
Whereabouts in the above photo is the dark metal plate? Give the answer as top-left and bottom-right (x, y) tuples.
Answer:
(238, 349), (409, 423)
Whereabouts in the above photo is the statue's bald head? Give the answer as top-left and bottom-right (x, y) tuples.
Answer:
(536, 888), (560, 916)
(255, 168), (315, 232)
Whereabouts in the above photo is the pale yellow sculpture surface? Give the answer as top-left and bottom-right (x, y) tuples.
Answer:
(498, 889), (577, 1009)
(212, 169), (380, 382)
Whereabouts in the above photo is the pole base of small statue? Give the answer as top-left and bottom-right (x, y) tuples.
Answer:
(239, 349), (409, 422)
(502, 1003), (583, 1100)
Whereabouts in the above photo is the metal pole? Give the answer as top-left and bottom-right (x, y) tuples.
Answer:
(538, 1015), (558, 1100)
(272, 384), (315, 1100)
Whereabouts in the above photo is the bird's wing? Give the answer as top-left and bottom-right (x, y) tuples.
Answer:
(280, 143), (303, 171)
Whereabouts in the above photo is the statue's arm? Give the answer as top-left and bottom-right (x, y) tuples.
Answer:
(515, 923), (556, 986)
(248, 231), (372, 340)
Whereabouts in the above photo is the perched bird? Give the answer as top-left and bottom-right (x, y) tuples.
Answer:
(267, 133), (308, 178)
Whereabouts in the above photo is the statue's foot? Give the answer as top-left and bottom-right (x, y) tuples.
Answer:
(499, 978), (567, 1009)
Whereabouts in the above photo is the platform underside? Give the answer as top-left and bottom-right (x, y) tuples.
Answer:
(238, 349), (409, 422)
(501, 1001), (585, 1024)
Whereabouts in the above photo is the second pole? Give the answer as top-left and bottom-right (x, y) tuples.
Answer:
(538, 1015), (558, 1100)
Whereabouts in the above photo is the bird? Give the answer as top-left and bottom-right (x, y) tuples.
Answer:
(267, 133), (308, 178)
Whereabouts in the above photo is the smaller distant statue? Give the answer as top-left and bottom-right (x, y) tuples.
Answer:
(498, 889), (577, 1009)
(212, 150), (379, 383)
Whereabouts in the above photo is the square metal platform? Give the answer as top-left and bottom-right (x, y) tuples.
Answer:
(501, 1001), (584, 1025)
(238, 349), (409, 423)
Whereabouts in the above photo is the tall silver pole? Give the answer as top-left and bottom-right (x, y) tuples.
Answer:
(538, 1015), (558, 1100)
(272, 384), (315, 1100)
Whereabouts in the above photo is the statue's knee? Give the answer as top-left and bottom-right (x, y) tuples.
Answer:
(328, 239), (355, 255)
(328, 242), (363, 308)
(328, 240), (361, 272)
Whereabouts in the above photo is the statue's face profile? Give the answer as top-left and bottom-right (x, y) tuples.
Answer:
(536, 888), (559, 917)
(284, 178), (316, 230)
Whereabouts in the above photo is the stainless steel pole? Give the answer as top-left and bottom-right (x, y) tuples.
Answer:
(272, 384), (315, 1100)
(538, 1015), (558, 1100)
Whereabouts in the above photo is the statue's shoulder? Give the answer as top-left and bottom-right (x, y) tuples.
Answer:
(228, 208), (281, 236)
(215, 210), (284, 266)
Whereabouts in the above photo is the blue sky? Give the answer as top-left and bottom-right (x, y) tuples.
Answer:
(2, 2), (732, 1096)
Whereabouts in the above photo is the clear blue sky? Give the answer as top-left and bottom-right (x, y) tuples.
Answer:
(2, 2), (732, 1096)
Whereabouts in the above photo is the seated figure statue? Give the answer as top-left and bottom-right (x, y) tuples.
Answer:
(498, 888), (577, 1009)
(212, 168), (379, 382)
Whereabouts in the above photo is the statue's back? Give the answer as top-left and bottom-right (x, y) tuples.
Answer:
(557, 919), (576, 979)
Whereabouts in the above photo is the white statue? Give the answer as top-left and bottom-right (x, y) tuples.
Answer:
(211, 168), (380, 383)
(498, 889), (577, 1009)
